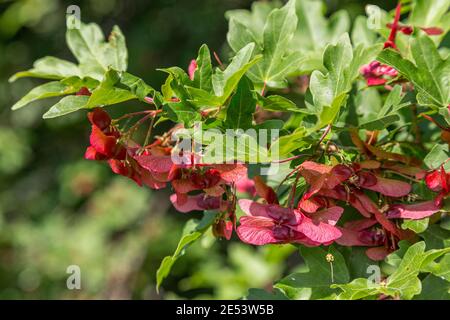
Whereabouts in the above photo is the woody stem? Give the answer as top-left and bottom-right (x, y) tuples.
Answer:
(411, 104), (422, 146)
(315, 123), (332, 152)
(383, 170), (421, 183)
(421, 113), (449, 131)
(273, 154), (307, 164)
(115, 110), (154, 122)
(125, 113), (153, 137)
(276, 166), (302, 191)
(288, 171), (302, 209)
(143, 114), (157, 149)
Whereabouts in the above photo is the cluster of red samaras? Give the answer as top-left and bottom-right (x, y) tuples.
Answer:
(84, 107), (250, 240)
(360, 3), (443, 88)
(82, 107), (446, 261)
(84, 107), (170, 187)
(235, 160), (445, 261)
(80, 2), (447, 260)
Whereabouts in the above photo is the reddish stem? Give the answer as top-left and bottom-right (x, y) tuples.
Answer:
(261, 81), (267, 97)
(272, 154), (307, 164)
(384, 3), (402, 49)
(421, 114), (449, 131)
(213, 51), (224, 68)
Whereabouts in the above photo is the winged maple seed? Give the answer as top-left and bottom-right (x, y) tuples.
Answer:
(360, 61), (398, 87)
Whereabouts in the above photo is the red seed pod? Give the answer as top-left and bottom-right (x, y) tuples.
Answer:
(87, 108), (111, 130)
(425, 170), (442, 192)
(191, 169), (221, 189)
(197, 195), (221, 210)
(76, 87), (91, 96)
(212, 219), (233, 240)
(357, 171), (377, 188)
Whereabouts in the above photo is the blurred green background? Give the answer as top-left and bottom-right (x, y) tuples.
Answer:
(0, 0), (397, 299)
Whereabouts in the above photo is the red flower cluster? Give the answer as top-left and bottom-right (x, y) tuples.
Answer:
(236, 200), (343, 246)
(84, 108), (126, 161)
(424, 166), (450, 207)
(83, 108), (252, 240)
(165, 164), (247, 212)
(360, 61), (398, 87)
(294, 160), (436, 260)
(135, 147), (248, 239)
(188, 59), (197, 80)
(233, 175), (341, 246)
(84, 108), (173, 188)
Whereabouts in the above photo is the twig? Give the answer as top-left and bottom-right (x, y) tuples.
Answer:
(314, 123), (332, 152)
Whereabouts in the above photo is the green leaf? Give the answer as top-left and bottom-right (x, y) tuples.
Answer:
(202, 130), (270, 164)
(269, 127), (310, 157)
(351, 16), (378, 47)
(163, 102), (200, 127)
(226, 1), (279, 48)
(119, 72), (158, 102)
(85, 69), (136, 108)
(66, 16), (128, 80)
(9, 56), (81, 82)
(159, 40), (277, 116)
(256, 93), (304, 113)
(156, 211), (218, 291)
(424, 144), (450, 170)
(377, 35), (450, 110)
(331, 38), (375, 105)
(242, 288), (289, 300)
(421, 225), (450, 249)
(221, 56), (263, 103)
(257, 0), (301, 87)
(333, 242), (450, 300)
(377, 85), (410, 118)
(293, 0), (350, 51)
(310, 33), (381, 130)
(278, 246), (349, 299)
(314, 93), (348, 131)
(255, 119), (285, 130)
(212, 42), (256, 97)
(386, 241), (427, 299)
(12, 81), (78, 110)
(358, 85), (409, 130)
(225, 77), (256, 129)
(402, 218), (430, 233)
(227, 18), (259, 55)
(409, 0), (450, 37)
(339, 247), (380, 279)
(220, 55), (261, 102)
(159, 67), (193, 102)
(193, 44), (213, 92)
(290, 0), (351, 74)
(383, 240), (411, 271)
(332, 278), (381, 300)
(227, 0), (303, 88)
(382, 243), (450, 299)
(414, 274), (450, 300)
(42, 95), (90, 119)
(107, 26), (128, 72)
(254, 0), (299, 87)
(189, 52), (262, 108)
(421, 253), (450, 282)
(359, 114), (400, 131)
